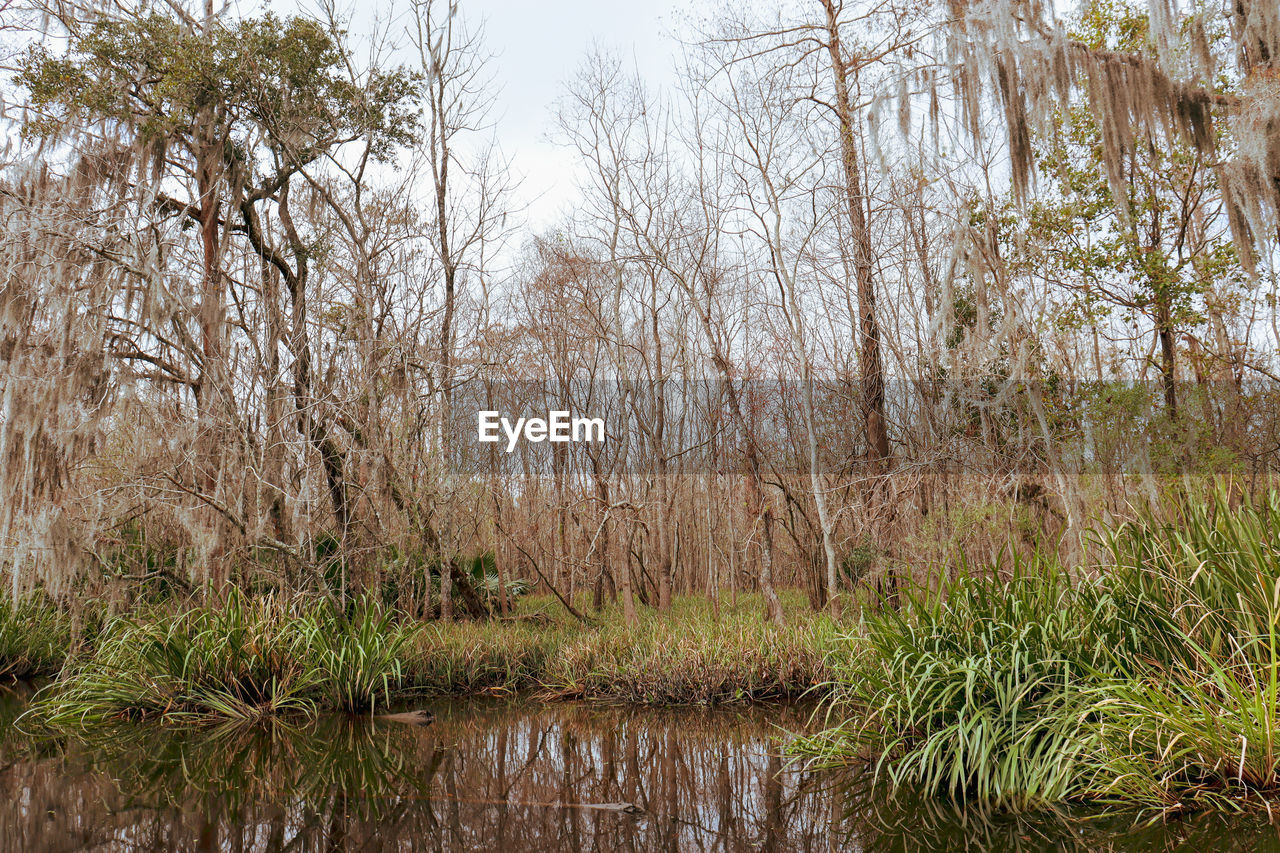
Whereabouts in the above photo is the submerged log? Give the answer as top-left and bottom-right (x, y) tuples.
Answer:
(375, 710), (434, 726)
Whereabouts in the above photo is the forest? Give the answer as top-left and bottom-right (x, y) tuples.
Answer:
(3, 0), (1280, 839)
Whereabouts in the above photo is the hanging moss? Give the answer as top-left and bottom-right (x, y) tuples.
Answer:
(940, 0), (1278, 263)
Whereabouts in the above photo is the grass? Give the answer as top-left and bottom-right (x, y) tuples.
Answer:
(35, 592), (415, 725)
(540, 600), (832, 704)
(19, 591), (830, 727)
(797, 489), (1280, 814)
(0, 594), (71, 679)
(402, 593), (832, 703)
(796, 553), (1116, 807)
(20, 484), (1280, 820)
(404, 615), (573, 694)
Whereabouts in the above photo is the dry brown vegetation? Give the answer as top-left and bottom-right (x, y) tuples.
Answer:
(0, 0), (1277, 629)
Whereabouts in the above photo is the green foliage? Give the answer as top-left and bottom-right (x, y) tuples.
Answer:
(1097, 492), (1280, 670)
(1081, 493), (1280, 809)
(313, 596), (412, 713)
(1014, 0), (1246, 383)
(797, 553), (1119, 807)
(466, 551), (532, 605)
(800, 490), (1280, 812)
(29, 591), (830, 726)
(19, 12), (420, 165)
(841, 542), (878, 583)
(378, 549), (530, 616)
(0, 595), (71, 679)
(35, 591), (415, 726)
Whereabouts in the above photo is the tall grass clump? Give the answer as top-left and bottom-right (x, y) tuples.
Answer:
(799, 490), (1280, 812)
(0, 594), (71, 679)
(796, 553), (1125, 807)
(1099, 492), (1280, 670)
(35, 591), (413, 726)
(312, 597), (415, 712)
(1085, 491), (1280, 809)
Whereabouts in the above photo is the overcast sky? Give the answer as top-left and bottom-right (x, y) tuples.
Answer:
(267, 0), (685, 230)
(462, 0), (681, 228)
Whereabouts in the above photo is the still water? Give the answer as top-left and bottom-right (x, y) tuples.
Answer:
(1, 688), (1279, 851)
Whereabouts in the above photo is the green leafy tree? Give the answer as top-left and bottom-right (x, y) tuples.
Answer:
(1017, 0), (1247, 422)
(20, 12), (418, 392)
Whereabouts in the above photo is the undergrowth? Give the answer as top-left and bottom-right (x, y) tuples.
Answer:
(797, 490), (1280, 814)
(26, 592), (831, 726)
(36, 592), (414, 725)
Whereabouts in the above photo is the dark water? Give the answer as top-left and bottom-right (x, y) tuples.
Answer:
(1, 688), (1279, 852)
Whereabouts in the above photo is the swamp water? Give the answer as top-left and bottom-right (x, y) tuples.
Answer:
(0, 690), (1279, 851)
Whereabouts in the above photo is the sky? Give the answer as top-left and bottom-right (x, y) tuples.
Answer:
(261, 0), (685, 230)
(460, 0), (681, 228)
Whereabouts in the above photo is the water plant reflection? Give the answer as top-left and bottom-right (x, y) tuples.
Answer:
(0, 698), (843, 850)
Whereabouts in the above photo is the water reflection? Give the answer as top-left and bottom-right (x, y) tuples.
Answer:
(837, 780), (1280, 853)
(0, 695), (842, 851)
(2, 689), (1280, 851)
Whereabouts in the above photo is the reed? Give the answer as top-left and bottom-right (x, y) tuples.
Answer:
(798, 490), (1280, 813)
(35, 591), (414, 725)
(0, 595), (71, 679)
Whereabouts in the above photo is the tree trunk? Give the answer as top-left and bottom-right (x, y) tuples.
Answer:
(822, 0), (891, 468)
(1156, 300), (1178, 419)
(594, 460), (634, 625)
(194, 127), (228, 591)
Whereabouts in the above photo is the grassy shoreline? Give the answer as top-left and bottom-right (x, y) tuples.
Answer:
(8, 592), (835, 726)
(797, 492), (1280, 816)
